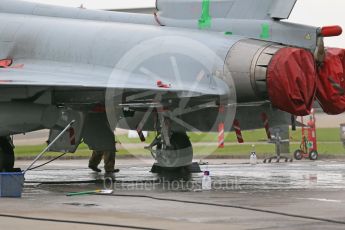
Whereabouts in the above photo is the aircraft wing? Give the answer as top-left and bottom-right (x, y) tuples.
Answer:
(0, 60), (230, 100)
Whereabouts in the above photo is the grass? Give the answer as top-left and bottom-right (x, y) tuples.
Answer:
(116, 128), (342, 144)
(188, 128), (342, 143)
(14, 143), (146, 159)
(14, 128), (345, 159)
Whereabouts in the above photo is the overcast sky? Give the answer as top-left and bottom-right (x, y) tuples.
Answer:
(24, 0), (345, 47)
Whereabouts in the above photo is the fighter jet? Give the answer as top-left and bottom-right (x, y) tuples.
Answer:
(0, 0), (344, 172)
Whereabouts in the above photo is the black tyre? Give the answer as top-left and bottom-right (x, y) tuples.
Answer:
(309, 151), (318, 161)
(294, 150), (303, 160)
(0, 137), (15, 172)
(168, 133), (192, 150)
(156, 132), (193, 168)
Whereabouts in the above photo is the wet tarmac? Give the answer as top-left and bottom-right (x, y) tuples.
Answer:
(1, 159), (345, 229)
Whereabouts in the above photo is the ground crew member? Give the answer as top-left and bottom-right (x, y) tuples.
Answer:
(0, 136), (14, 172)
(82, 111), (119, 174)
(88, 150), (119, 173)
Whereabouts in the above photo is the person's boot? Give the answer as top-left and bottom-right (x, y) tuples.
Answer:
(88, 151), (103, 172)
(89, 165), (102, 172)
(105, 169), (120, 173)
(103, 150), (119, 173)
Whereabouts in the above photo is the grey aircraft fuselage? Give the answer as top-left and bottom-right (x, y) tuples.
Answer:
(0, 5), (289, 136)
(0, 0), (321, 169)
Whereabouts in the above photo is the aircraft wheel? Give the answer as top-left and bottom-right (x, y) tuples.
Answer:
(309, 151), (318, 161)
(294, 150), (303, 160)
(0, 136), (15, 172)
(156, 132), (193, 168)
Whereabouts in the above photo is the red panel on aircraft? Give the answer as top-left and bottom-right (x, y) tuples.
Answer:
(317, 48), (345, 115)
(267, 48), (317, 116)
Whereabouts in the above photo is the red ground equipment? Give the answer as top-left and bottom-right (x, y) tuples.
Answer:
(294, 109), (318, 160)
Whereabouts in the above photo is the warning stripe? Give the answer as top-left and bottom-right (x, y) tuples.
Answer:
(218, 122), (225, 148)
(261, 113), (271, 139)
(233, 119), (244, 143)
(218, 105), (226, 148)
(136, 128), (146, 142)
(69, 127), (76, 145)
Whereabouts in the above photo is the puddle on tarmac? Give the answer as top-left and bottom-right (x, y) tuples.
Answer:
(23, 162), (345, 194)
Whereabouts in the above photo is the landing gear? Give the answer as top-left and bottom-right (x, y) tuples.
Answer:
(147, 132), (201, 180)
(0, 136), (15, 172)
(146, 131), (201, 175)
(147, 132), (194, 168)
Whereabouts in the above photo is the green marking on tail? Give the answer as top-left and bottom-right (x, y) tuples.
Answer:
(198, 0), (212, 29)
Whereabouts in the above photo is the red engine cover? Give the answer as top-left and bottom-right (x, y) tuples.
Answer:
(317, 48), (345, 115)
(267, 48), (317, 116)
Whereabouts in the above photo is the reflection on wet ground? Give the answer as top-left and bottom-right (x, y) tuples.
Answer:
(23, 160), (345, 193)
(6, 160), (345, 229)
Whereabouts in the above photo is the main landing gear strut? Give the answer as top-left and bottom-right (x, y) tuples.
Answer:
(145, 131), (201, 174)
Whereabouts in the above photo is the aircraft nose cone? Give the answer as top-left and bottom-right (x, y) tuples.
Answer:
(267, 47), (317, 116)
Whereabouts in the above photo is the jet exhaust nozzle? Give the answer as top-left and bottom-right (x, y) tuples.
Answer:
(225, 39), (317, 116)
